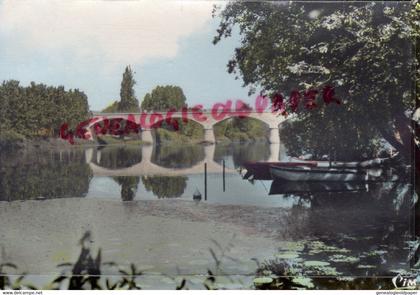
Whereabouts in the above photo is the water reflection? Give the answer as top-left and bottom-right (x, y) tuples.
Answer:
(151, 144), (204, 169)
(214, 142), (271, 168)
(0, 149), (92, 201)
(0, 143), (415, 280)
(113, 176), (140, 201)
(94, 146), (142, 169)
(142, 176), (187, 198)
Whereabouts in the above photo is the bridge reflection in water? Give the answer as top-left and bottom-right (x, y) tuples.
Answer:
(85, 144), (282, 177)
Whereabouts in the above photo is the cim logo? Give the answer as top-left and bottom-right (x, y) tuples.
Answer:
(392, 273), (418, 289)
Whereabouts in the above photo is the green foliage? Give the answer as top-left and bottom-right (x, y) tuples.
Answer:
(118, 66), (140, 112)
(280, 104), (381, 161)
(0, 80), (90, 141)
(142, 176), (187, 198)
(155, 119), (204, 143)
(214, 1), (418, 160)
(102, 101), (120, 113)
(141, 85), (187, 111)
(214, 117), (268, 142)
(0, 130), (25, 150)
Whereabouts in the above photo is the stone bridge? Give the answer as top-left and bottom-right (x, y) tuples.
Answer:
(85, 144), (281, 177)
(87, 110), (287, 144)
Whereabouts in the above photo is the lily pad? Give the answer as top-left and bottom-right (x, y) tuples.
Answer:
(304, 260), (330, 267)
(276, 252), (300, 260)
(357, 265), (376, 269)
(307, 241), (350, 253)
(278, 241), (305, 252)
(330, 255), (360, 263)
(292, 277), (314, 288)
(253, 277), (273, 286)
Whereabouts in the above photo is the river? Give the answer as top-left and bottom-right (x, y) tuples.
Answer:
(0, 142), (415, 289)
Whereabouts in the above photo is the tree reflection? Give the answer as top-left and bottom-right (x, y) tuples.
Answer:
(151, 145), (204, 169)
(113, 176), (140, 201)
(214, 142), (270, 168)
(0, 149), (92, 201)
(141, 176), (187, 199)
(95, 146), (142, 169)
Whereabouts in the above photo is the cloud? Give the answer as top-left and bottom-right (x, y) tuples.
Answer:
(0, 0), (215, 65)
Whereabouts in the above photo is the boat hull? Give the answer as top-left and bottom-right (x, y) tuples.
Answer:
(270, 166), (368, 182)
(269, 180), (368, 194)
(243, 161), (316, 180)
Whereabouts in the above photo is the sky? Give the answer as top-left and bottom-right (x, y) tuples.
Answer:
(0, 0), (254, 111)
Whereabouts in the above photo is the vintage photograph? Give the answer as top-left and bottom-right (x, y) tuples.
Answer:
(0, 0), (418, 291)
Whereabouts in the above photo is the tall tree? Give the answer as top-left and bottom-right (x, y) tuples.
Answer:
(141, 85), (187, 111)
(118, 66), (140, 112)
(214, 1), (418, 163)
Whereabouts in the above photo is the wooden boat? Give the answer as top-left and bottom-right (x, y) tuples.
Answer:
(269, 180), (368, 194)
(243, 161), (316, 180)
(290, 157), (391, 168)
(270, 165), (369, 182)
(243, 156), (390, 181)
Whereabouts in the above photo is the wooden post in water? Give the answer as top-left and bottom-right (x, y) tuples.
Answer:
(204, 162), (207, 201)
(222, 159), (226, 192)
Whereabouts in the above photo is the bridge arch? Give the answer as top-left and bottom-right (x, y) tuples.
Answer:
(146, 116), (206, 144)
(86, 114), (141, 141)
(91, 146), (142, 170)
(212, 116), (270, 142)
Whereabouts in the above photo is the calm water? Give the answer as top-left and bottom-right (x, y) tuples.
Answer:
(0, 142), (415, 285)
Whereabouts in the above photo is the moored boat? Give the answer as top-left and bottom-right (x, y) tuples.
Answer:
(290, 157), (392, 168)
(269, 180), (368, 194)
(243, 161), (316, 180)
(270, 165), (369, 182)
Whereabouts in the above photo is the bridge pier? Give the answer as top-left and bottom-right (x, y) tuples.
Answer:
(85, 148), (93, 163)
(204, 143), (215, 161)
(269, 128), (280, 144)
(96, 149), (102, 163)
(142, 129), (154, 143)
(141, 144), (154, 165)
(204, 129), (215, 144)
(268, 144), (280, 162)
(86, 128), (96, 142)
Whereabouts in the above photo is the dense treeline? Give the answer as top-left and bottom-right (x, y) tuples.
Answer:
(0, 80), (90, 143)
